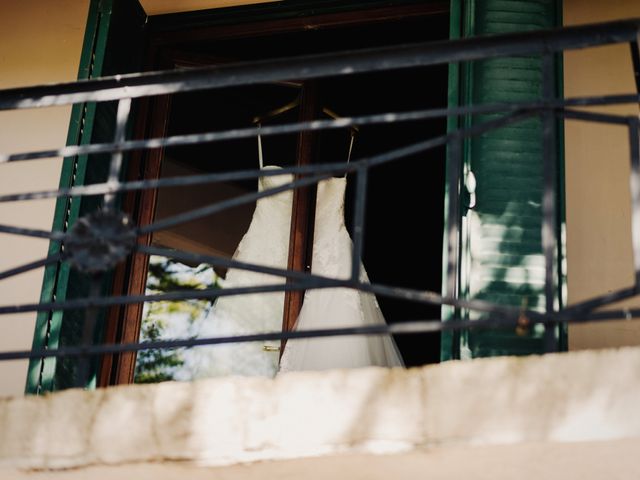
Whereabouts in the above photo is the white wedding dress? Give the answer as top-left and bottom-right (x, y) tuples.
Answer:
(279, 173), (404, 372)
(188, 166), (403, 379)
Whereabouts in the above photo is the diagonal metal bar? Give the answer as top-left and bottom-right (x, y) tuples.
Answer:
(136, 246), (539, 322)
(137, 244), (314, 283)
(0, 282), (324, 315)
(557, 285), (639, 318)
(136, 111), (538, 236)
(0, 162), (348, 204)
(580, 307), (640, 321)
(559, 108), (632, 125)
(0, 253), (62, 282)
(0, 110), (536, 206)
(1, 19), (639, 110)
(138, 170), (337, 235)
(138, 244), (542, 320)
(0, 223), (65, 240)
(0, 266), (545, 321)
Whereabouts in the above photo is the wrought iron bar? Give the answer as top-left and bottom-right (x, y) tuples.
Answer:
(137, 244), (313, 283)
(0, 254), (62, 282)
(138, 111), (532, 235)
(0, 19), (639, 110)
(0, 258), (550, 320)
(0, 110), (535, 207)
(558, 285), (639, 317)
(3, 308), (640, 363)
(559, 109), (631, 125)
(0, 223), (64, 240)
(4, 94), (639, 165)
(0, 162), (346, 203)
(0, 282), (322, 315)
(135, 245), (541, 322)
(138, 171), (336, 235)
(0, 19), (638, 373)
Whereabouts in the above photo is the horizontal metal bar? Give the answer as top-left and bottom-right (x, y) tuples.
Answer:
(4, 94), (639, 165)
(2, 307), (639, 362)
(0, 19), (638, 110)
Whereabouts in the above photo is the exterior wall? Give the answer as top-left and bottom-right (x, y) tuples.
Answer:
(0, 0), (89, 396)
(563, 0), (640, 350)
(140, 0), (280, 15)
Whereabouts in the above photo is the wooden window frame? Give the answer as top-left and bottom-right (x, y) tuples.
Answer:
(98, 1), (449, 386)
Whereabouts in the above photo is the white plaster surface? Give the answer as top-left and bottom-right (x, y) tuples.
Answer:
(0, 346), (639, 477)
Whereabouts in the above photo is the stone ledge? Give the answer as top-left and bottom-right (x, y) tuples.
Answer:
(1, 347), (639, 471)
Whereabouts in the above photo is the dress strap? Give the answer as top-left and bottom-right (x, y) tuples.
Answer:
(257, 123), (264, 169)
(347, 131), (355, 164)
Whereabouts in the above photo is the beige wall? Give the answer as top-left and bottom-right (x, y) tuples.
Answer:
(0, 0), (89, 396)
(564, 0), (640, 349)
(140, 0), (279, 15)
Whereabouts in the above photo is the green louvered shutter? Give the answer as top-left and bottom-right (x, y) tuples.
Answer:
(26, 0), (146, 394)
(443, 0), (563, 360)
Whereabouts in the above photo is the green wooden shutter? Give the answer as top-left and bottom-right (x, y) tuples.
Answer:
(26, 0), (146, 394)
(443, 0), (563, 360)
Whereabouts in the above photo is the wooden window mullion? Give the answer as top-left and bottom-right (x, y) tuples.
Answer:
(281, 82), (320, 346)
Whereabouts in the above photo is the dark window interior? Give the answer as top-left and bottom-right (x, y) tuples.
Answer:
(132, 7), (449, 377)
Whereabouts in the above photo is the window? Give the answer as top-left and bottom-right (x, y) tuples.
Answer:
(26, 0), (565, 394)
(99, 2), (451, 385)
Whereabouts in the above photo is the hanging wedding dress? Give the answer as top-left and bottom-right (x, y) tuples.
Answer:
(188, 165), (403, 379)
(279, 174), (404, 372)
(187, 165), (292, 378)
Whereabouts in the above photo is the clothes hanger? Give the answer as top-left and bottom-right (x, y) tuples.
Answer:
(253, 94), (359, 173)
(252, 96), (359, 134)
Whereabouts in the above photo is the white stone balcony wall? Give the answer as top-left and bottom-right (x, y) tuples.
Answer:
(1, 347), (639, 479)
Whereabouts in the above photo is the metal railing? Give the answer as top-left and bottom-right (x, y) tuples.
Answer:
(0, 18), (639, 387)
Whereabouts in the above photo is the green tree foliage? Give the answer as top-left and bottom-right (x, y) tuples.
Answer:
(134, 256), (218, 384)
